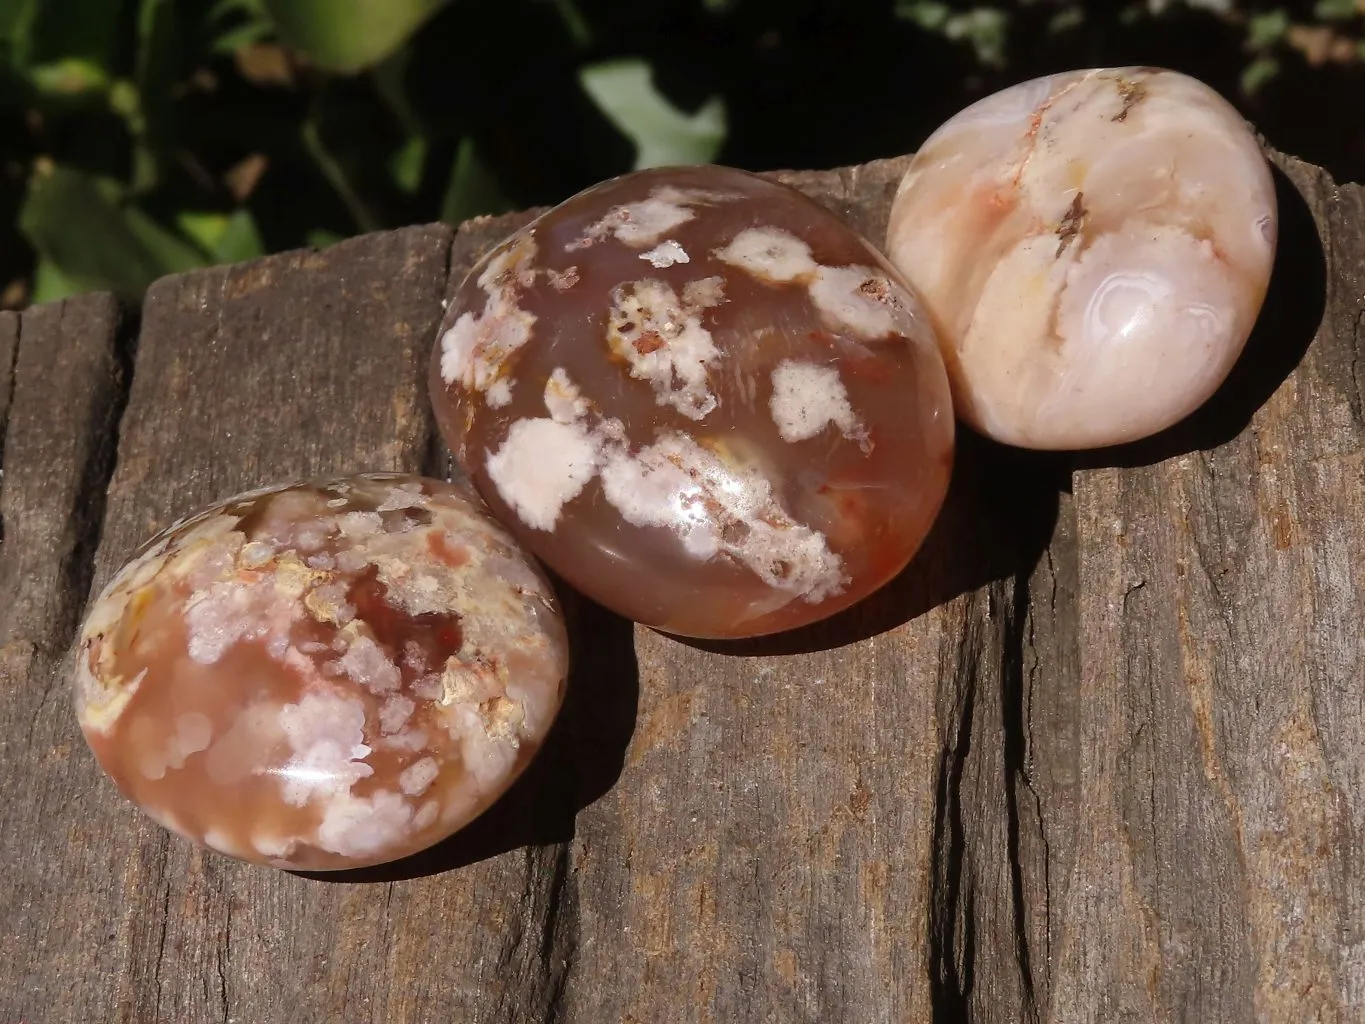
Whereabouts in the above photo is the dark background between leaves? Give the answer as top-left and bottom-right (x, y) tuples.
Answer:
(2, 0), (1362, 310)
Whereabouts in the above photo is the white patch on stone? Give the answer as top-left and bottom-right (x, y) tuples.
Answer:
(239, 540), (274, 568)
(544, 367), (589, 423)
(569, 186), (734, 250)
(714, 227), (818, 283)
(769, 360), (868, 449)
(337, 634), (402, 694)
(380, 695), (416, 734)
(547, 266), (580, 291)
(600, 432), (846, 602)
(411, 674), (443, 701)
(439, 235), (539, 392)
(378, 728), (429, 753)
(640, 239), (689, 268)
(606, 279), (719, 420)
(414, 800), (440, 830)
(399, 757), (440, 796)
(316, 789), (412, 860)
(184, 577), (292, 665)
(275, 691), (374, 806)
(485, 417), (600, 530)
(455, 710), (522, 793)
(808, 266), (897, 338)
(252, 833), (298, 860)
(485, 378), (514, 408)
(681, 276), (727, 309)
(338, 511), (382, 538)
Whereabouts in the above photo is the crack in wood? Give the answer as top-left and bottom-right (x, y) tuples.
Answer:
(1002, 573), (1041, 1024)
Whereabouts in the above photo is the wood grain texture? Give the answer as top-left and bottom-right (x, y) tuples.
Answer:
(1046, 154), (1365, 1024)
(0, 149), (1360, 1024)
(46, 225), (504, 1024)
(0, 295), (128, 1021)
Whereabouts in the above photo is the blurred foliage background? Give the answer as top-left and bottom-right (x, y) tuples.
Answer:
(1, 0), (1362, 309)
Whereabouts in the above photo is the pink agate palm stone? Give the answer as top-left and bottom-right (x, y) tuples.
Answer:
(886, 67), (1277, 450)
(429, 165), (955, 639)
(73, 474), (569, 871)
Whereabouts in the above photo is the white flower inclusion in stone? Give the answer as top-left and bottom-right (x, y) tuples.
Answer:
(606, 278), (720, 420)
(569, 186), (738, 250)
(640, 239), (690, 268)
(484, 366), (846, 603)
(714, 227), (818, 283)
(769, 360), (867, 448)
(485, 418), (601, 531)
(808, 267), (899, 339)
(440, 235), (539, 394)
(715, 227), (906, 341)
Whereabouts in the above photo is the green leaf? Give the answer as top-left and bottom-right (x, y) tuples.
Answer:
(305, 227), (346, 250)
(176, 210), (265, 263)
(27, 0), (128, 77)
(1241, 54), (1280, 95)
(388, 136), (427, 195)
(206, 0), (274, 54)
(896, 1), (951, 31)
(943, 9), (1010, 69)
(1247, 10), (1291, 50)
(130, 0), (177, 193)
(210, 209), (267, 263)
(25, 57), (110, 98)
(439, 137), (510, 224)
(262, 0), (450, 74)
(20, 166), (208, 302)
(1314, 0), (1359, 21)
(301, 117), (383, 233)
(0, 0), (42, 69)
(579, 58), (727, 170)
(29, 257), (84, 305)
(547, 0), (592, 47)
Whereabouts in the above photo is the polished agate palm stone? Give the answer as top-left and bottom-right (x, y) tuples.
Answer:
(886, 67), (1277, 450)
(72, 474), (568, 871)
(430, 165), (954, 639)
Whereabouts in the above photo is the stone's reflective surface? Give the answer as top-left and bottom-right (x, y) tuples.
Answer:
(73, 474), (568, 871)
(430, 165), (954, 639)
(886, 67), (1277, 450)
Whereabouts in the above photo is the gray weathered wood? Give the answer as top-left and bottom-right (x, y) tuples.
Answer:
(0, 148), (1360, 1024)
(0, 295), (128, 1018)
(1048, 156), (1365, 1024)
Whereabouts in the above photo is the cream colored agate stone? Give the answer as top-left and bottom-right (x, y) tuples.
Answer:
(72, 473), (569, 871)
(429, 165), (955, 639)
(886, 66), (1277, 450)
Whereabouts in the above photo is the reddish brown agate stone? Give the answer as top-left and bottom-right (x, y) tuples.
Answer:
(430, 165), (954, 639)
(72, 473), (568, 871)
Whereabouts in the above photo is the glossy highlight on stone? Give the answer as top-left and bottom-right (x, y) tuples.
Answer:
(430, 165), (955, 639)
(72, 473), (569, 871)
(886, 67), (1277, 450)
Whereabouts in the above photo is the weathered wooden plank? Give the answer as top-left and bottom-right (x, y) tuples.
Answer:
(55, 225), (568, 1024)
(0, 295), (128, 1020)
(1049, 156), (1364, 1022)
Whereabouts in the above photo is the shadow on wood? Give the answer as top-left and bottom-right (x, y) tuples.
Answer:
(299, 592), (639, 882)
(1072, 161), (1326, 471)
